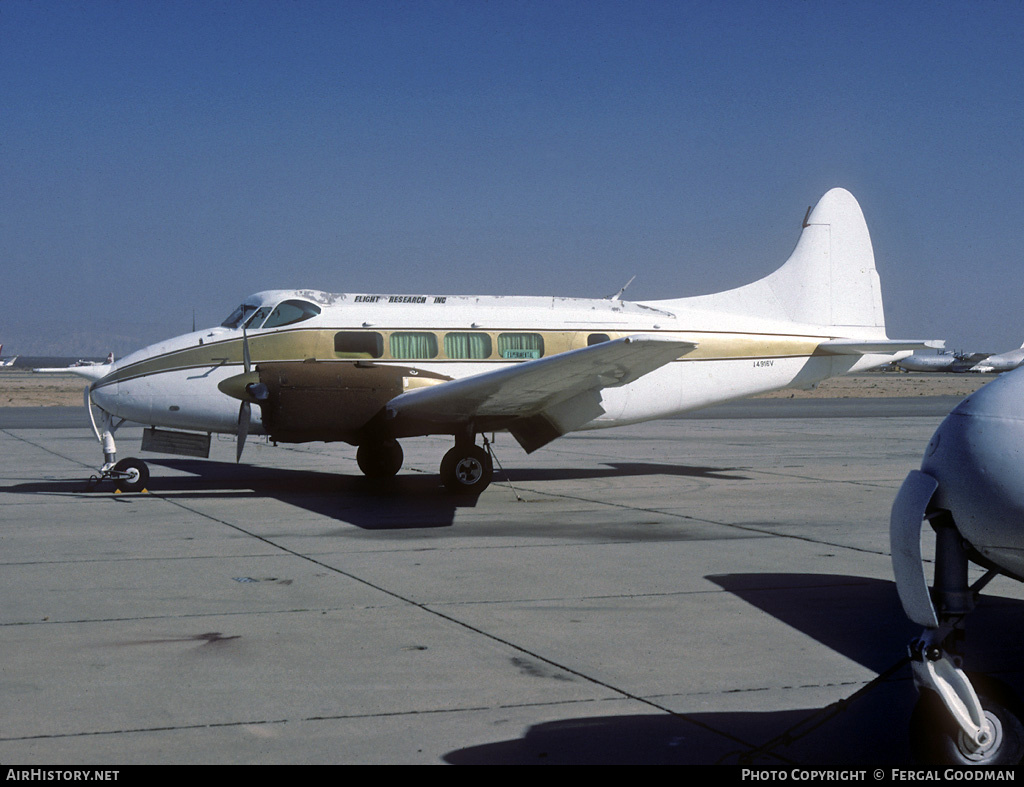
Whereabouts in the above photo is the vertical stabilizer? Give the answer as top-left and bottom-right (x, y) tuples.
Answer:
(660, 189), (887, 334)
(762, 188), (884, 330)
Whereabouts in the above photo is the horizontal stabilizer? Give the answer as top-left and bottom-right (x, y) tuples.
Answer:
(818, 339), (945, 356)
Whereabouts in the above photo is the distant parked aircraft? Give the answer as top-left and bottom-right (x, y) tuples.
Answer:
(0, 345), (17, 368)
(898, 342), (1024, 374)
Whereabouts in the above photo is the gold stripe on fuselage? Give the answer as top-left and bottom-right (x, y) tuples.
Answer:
(95, 327), (831, 388)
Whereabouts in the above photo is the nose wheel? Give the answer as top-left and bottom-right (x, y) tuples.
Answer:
(110, 458), (150, 492)
(88, 457), (150, 493)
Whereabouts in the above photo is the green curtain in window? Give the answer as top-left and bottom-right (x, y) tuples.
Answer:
(390, 332), (438, 359)
(444, 332), (492, 359)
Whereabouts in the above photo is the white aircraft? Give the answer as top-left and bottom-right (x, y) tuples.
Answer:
(0, 346), (17, 368)
(899, 342), (1024, 374)
(892, 365), (1024, 765)
(73, 352), (116, 367)
(66, 188), (937, 494)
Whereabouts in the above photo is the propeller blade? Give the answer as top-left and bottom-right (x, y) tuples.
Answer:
(237, 400), (250, 462)
(242, 326), (252, 373)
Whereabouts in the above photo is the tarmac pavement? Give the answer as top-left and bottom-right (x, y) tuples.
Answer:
(2, 399), (1023, 765)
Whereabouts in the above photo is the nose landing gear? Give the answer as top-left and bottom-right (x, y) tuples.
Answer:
(85, 387), (149, 493)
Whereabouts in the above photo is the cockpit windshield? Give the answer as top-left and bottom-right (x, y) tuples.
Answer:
(220, 299), (321, 330)
(220, 303), (260, 329)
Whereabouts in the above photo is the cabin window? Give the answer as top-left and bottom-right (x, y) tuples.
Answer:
(334, 331), (383, 358)
(498, 333), (544, 359)
(444, 332), (492, 359)
(587, 333), (611, 346)
(390, 332), (438, 359)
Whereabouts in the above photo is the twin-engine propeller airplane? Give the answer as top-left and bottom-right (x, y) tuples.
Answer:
(66, 188), (937, 494)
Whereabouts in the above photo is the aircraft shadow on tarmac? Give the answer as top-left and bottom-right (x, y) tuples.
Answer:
(6, 458), (749, 531)
(444, 574), (1024, 765)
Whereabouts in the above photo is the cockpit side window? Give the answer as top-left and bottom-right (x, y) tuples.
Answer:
(245, 306), (273, 329)
(262, 300), (322, 329)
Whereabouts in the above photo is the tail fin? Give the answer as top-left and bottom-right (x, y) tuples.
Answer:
(664, 189), (887, 333)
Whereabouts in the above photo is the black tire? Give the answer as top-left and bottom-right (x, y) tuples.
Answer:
(440, 445), (493, 495)
(910, 681), (1024, 765)
(112, 458), (149, 493)
(356, 440), (403, 478)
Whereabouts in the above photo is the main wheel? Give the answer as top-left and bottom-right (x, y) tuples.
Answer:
(356, 439), (403, 478)
(910, 682), (1024, 765)
(440, 445), (493, 495)
(112, 458), (149, 493)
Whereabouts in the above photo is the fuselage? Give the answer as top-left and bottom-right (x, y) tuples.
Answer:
(90, 288), (901, 442)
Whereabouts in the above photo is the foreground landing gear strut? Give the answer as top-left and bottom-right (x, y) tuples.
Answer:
(905, 512), (1024, 765)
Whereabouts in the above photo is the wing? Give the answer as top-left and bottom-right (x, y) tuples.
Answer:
(385, 334), (697, 452)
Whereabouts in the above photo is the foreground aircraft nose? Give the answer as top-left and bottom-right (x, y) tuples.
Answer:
(921, 367), (1024, 577)
(890, 367), (1024, 765)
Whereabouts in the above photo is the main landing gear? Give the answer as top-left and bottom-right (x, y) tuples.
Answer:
(356, 439), (404, 478)
(355, 435), (495, 495)
(439, 442), (493, 495)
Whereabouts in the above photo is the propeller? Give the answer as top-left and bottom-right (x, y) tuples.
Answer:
(219, 327), (270, 462)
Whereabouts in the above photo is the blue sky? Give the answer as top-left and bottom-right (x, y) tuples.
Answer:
(2, 0), (1022, 355)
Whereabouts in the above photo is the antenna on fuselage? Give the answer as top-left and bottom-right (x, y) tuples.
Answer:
(608, 275), (636, 302)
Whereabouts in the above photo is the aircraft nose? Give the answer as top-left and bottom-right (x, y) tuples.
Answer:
(89, 378), (118, 413)
(921, 367), (1024, 575)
